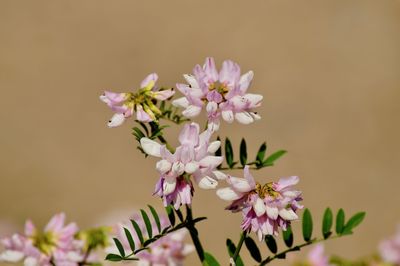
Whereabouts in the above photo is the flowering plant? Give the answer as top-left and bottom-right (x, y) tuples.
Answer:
(1, 57), (375, 266)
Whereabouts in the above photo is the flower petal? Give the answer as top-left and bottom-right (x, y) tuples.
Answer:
(253, 198), (266, 217)
(239, 70), (254, 93)
(235, 112), (254, 124)
(140, 138), (162, 157)
(172, 97), (190, 108)
(140, 73), (158, 89)
(221, 110), (234, 123)
(279, 208), (298, 220)
(107, 113), (126, 128)
(179, 123), (200, 146)
(216, 187), (242, 201)
(182, 105), (202, 118)
(207, 141), (221, 154)
(197, 176), (218, 190)
(163, 178), (177, 195)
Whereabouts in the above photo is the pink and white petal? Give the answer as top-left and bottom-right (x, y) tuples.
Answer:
(274, 176), (300, 191)
(206, 102), (218, 113)
(207, 120), (220, 132)
(266, 206), (279, 220)
(250, 112), (261, 121)
(279, 209), (298, 221)
(163, 178), (177, 196)
(221, 110), (234, 123)
(184, 162), (199, 174)
(243, 166), (256, 188)
(103, 91), (127, 103)
(179, 123), (200, 146)
(182, 105), (202, 118)
(24, 220), (36, 237)
(203, 57), (219, 83)
(183, 74), (200, 89)
(227, 176), (252, 193)
(197, 176), (218, 190)
(243, 93), (263, 108)
(153, 89), (175, 100)
(0, 250), (24, 262)
(253, 198), (266, 217)
(140, 73), (158, 88)
(212, 170), (227, 180)
(239, 71), (254, 93)
(45, 213), (65, 232)
(199, 156), (223, 169)
(140, 138), (162, 157)
(156, 160), (172, 174)
(216, 187), (242, 201)
(235, 112), (254, 124)
(136, 105), (153, 122)
(207, 141), (221, 154)
(172, 97), (190, 108)
(107, 113), (126, 128)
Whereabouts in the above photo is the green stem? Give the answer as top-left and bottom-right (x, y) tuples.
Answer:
(232, 232), (247, 262)
(259, 235), (341, 265)
(157, 135), (174, 153)
(185, 206), (205, 262)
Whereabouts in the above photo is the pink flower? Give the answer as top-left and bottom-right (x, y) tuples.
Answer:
(379, 225), (400, 264)
(217, 166), (303, 240)
(0, 213), (83, 266)
(306, 244), (331, 266)
(172, 57), (263, 131)
(140, 122), (225, 209)
(100, 73), (175, 127)
(112, 211), (194, 266)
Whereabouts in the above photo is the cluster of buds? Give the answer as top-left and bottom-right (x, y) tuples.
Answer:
(100, 73), (175, 127)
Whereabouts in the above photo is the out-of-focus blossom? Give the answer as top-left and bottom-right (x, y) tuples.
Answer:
(307, 244), (331, 266)
(172, 57), (263, 131)
(0, 213), (83, 266)
(217, 166), (302, 241)
(379, 225), (400, 265)
(100, 73), (175, 127)
(111, 211), (194, 266)
(140, 122), (225, 209)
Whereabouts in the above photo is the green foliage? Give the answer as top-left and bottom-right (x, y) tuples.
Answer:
(244, 236), (262, 262)
(158, 101), (190, 124)
(203, 252), (220, 266)
(283, 225), (294, 247)
(265, 235), (278, 254)
(132, 121), (169, 155)
(302, 208), (313, 242)
(217, 137), (287, 170)
(226, 239), (244, 266)
(342, 212), (366, 235)
(322, 208), (333, 239)
(106, 205), (207, 262)
(336, 208), (345, 234)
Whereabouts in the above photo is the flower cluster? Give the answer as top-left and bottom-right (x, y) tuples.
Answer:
(172, 57), (263, 131)
(140, 122), (225, 209)
(0, 213), (84, 266)
(111, 211), (194, 265)
(217, 166), (303, 240)
(100, 73), (175, 127)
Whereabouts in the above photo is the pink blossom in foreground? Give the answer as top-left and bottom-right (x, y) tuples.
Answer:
(379, 225), (400, 265)
(100, 73), (175, 127)
(172, 57), (263, 131)
(111, 212), (194, 266)
(0, 213), (83, 266)
(217, 166), (302, 240)
(140, 122), (225, 209)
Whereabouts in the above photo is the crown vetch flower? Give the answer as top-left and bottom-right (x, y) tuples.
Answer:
(217, 166), (303, 240)
(100, 73), (175, 128)
(172, 57), (263, 131)
(112, 211), (194, 266)
(379, 225), (400, 264)
(306, 244), (332, 266)
(0, 213), (84, 266)
(140, 122), (225, 209)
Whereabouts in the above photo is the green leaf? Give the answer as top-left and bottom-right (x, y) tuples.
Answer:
(263, 150), (287, 166)
(105, 253), (123, 261)
(225, 138), (234, 168)
(226, 239), (244, 266)
(239, 138), (247, 166)
(302, 208), (313, 242)
(256, 142), (267, 164)
(283, 225), (294, 247)
(342, 212), (366, 235)
(244, 236), (262, 262)
(123, 228), (135, 252)
(336, 208), (345, 235)
(322, 208), (333, 239)
(130, 219), (144, 245)
(203, 252), (220, 266)
(148, 205), (161, 233)
(113, 238), (125, 257)
(140, 209), (152, 239)
(165, 205), (175, 227)
(265, 235), (278, 253)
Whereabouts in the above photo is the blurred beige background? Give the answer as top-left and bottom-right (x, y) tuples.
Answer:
(1, 0), (400, 265)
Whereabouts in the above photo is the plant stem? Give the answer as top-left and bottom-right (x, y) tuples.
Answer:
(232, 232), (247, 262)
(185, 206), (205, 262)
(157, 135), (174, 153)
(259, 235), (341, 265)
